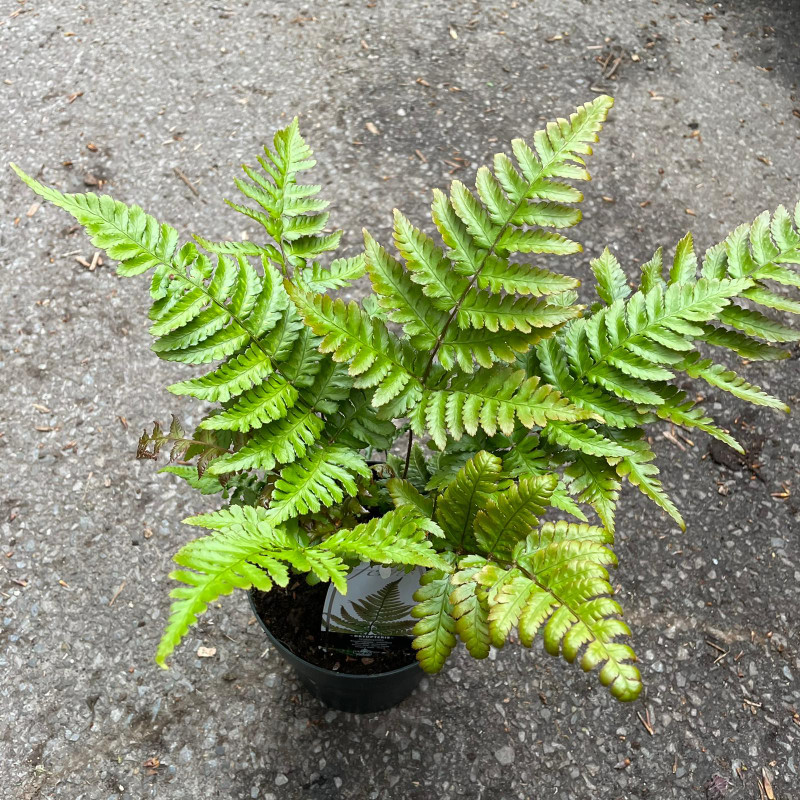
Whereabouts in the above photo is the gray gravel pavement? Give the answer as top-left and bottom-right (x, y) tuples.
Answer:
(2, 1), (799, 798)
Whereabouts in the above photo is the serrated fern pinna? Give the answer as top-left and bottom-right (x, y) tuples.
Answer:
(14, 96), (800, 702)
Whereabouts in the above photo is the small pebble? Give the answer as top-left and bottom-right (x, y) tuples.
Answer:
(494, 745), (515, 765)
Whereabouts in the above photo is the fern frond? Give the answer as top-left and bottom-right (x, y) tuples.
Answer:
(265, 445), (370, 523)
(655, 386), (743, 453)
(137, 417), (230, 475)
(157, 508), (350, 666)
(229, 117), (340, 270)
(11, 165), (179, 277)
(386, 478), (435, 523)
(591, 248), (631, 304)
(473, 475), (557, 559)
(543, 421), (634, 459)
(321, 506), (449, 569)
(476, 258), (580, 297)
(460, 525), (641, 700)
(287, 286), (423, 410)
(192, 236), (281, 262)
(435, 452), (508, 551)
(668, 232), (698, 285)
(156, 523), (280, 666)
(439, 326), (543, 372)
(393, 208), (468, 307)
(411, 568), (458, 672)
(682, 356), (789, 412)
(416, 370), (592, 448)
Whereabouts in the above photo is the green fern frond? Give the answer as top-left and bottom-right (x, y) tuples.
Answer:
(591, 248), (631, 304)
(543, 421), (634, 459)
(411, 567), (458, 672)
(324, 391), (399, 451)
(229, 117), (340, 270)
(265, 445), (370, 523)
(415, 369), (592, 448)
(206, 361), (350, 475)
(287, 286), (423, 410)
(321, 506), (449, 569)
(156, 523), (281, 666)
(439, 326), (543, 372)
(386, 478), (435, 521)
(473, 475), (557, 559)
(682, 356), (789, 412)
(157, 508), (351, 666)
(436, 451), (508, 551)
(655, 386), (743, 453)
(191, 236), (281, 262)
(11, 165), (179, 277)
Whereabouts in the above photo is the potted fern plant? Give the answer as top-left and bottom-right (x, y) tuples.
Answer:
(12, 95), (800, 713)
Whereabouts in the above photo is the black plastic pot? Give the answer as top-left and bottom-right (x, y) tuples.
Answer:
(248, 589), (423, 713)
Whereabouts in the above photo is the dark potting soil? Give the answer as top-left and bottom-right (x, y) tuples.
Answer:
(252, 579), (418, 675)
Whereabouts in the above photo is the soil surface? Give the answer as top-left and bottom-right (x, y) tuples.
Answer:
(252, 582), (417, 675)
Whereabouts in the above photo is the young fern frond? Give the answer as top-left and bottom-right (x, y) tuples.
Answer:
(15, 100), (799, 703)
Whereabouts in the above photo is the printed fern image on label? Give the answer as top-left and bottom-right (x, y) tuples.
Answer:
(321, 563), (424, 658)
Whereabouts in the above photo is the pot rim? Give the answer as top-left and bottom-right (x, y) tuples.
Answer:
(248, 588), (422, 681)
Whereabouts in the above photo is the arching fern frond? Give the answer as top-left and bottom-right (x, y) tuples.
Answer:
(156, 507), (349, 666)
(452, 522), (640, 701)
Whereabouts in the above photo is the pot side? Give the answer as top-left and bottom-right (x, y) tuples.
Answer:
(248, 589), (423, 713)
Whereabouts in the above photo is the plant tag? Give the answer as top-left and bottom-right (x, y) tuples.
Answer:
(320, 563), (423, 658)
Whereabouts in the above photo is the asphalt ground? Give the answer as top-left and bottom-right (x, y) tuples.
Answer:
(1, 1), (799, 798)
